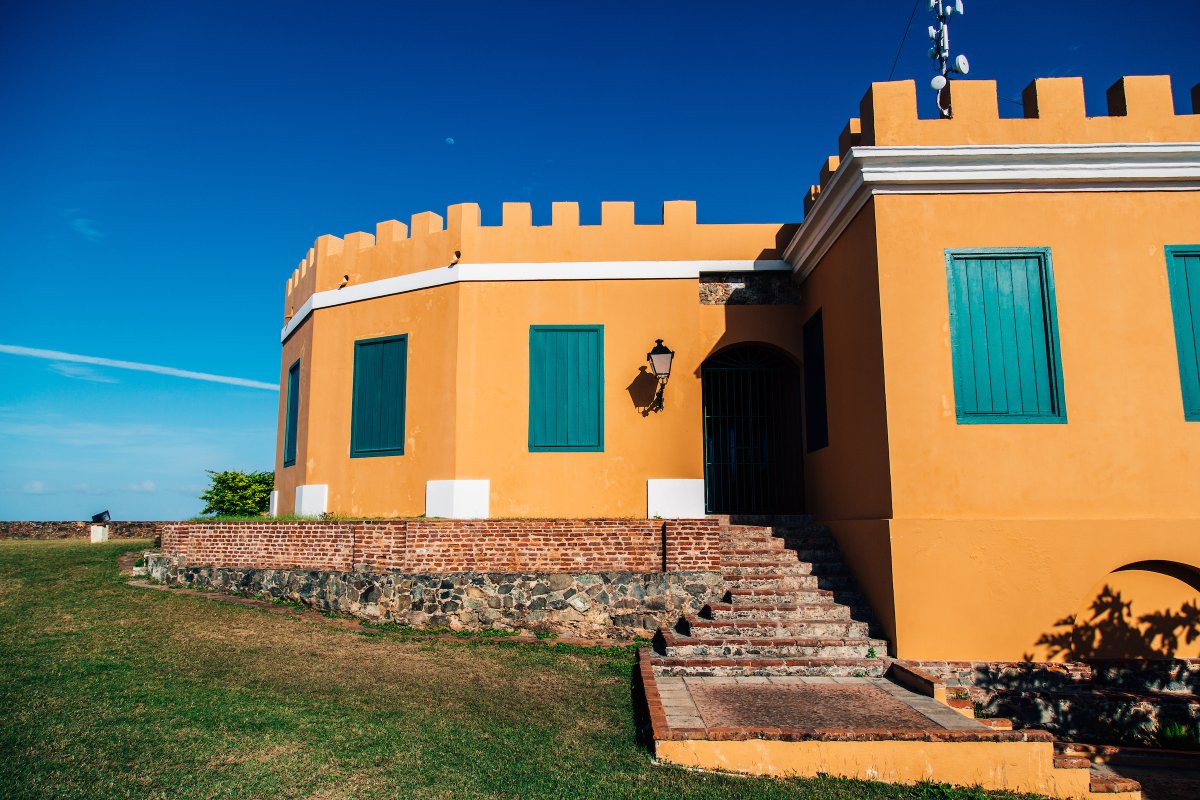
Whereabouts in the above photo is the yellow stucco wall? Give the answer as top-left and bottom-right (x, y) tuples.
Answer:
(273, 73), (1200, 664)
(654, 739), (1126, 800)
(274, 201), (800, 518)
(794, 75), (1200, 661)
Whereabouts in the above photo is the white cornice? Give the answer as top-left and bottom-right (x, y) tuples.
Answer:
(784, 142), (1200, 280)
(281, 258), (790, 342)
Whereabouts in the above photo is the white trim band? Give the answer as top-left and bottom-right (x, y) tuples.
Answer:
(785, 142), (1200, 278)
(282, 259), (790, 341)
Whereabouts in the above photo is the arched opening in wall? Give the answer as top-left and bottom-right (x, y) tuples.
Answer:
(1055, 561), (1200, 660)
(700, 343), (804, 515)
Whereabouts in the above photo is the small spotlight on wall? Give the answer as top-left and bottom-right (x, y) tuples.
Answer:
(646, 339), (675, 412)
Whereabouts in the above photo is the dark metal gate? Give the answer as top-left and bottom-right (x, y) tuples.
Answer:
(701, 345), (804, 515)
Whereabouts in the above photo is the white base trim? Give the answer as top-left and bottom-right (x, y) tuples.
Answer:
(647, 479), (706, 519)
(295, 484), (328, 517)
(89, 524), (109, 543)
(426, 480), (490, 519)
(269, 490), (279, 518)
(282, 259), (789, 340)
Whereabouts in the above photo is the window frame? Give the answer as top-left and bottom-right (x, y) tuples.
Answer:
(350, 333), (409, 459)
(1165, 244), (1200, 422)
(945, 247), (1068, 425)
(528, 324), (605, 453)
(283, 358), (300, 467)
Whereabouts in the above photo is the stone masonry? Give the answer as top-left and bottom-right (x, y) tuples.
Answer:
(144, 553), (721, 639)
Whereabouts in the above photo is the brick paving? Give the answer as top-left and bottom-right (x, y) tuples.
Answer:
(658, 675), (987, 732)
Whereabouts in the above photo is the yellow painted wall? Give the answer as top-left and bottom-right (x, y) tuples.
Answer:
(655, 739), (1122, 800)
(868, 190), (1200, 659)
(273, 319), (314, 515)
(795, 75), (1200, 661)
(886, 520), (1200, 661)
(797, 202), (891, 523)
(875, 190), (1200, 521)
(297, 285), (462, 518)
(275, 201), (800, 518)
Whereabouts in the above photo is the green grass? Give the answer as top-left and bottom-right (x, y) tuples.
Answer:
(0, 540), (1047, 800)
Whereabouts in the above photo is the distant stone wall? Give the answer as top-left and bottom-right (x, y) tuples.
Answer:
(160, 518), (723, 574)
(144, 553), (722, 639)
(0, 521), (159, 540)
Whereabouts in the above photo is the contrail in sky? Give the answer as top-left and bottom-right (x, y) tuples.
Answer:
(0, 344), (278, 391)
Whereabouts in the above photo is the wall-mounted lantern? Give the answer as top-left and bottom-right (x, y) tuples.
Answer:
(647, 339), (674, 412)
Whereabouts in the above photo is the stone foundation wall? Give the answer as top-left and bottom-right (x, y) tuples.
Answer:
(145, 553), (722, 639)
(0, 521), (159, 539)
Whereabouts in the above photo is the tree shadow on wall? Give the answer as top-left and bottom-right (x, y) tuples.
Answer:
(1031, 584), (1200, 662)
(971, 585), (1200, 745)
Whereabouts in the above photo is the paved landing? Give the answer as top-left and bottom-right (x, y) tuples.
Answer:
(655, 675), (987, 735)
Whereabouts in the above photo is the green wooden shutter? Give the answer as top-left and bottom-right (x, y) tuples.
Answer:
(351, 334), (408, 457)
(529, 325), (604, 451)
(1166, 245), (1200, 421)
(283, 359), (300, 467)
(946, 249), (1066, 423)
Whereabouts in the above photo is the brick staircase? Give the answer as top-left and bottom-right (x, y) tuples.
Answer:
(652, 516), (890, 677)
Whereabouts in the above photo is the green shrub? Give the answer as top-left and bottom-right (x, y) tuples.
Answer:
(1156, 721), (1200, 750)
(198, 469), (274, 517)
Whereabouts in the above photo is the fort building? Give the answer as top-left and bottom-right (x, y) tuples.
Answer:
(267, 75), (1200, 665)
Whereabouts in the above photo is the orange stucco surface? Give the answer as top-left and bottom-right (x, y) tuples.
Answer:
(655, 739), (1135, 799)
(274, 74), (1200, 663)
(274, 203), (798, 518)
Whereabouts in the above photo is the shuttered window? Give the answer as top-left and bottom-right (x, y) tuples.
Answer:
(350, 334), (408, 457)
(529, 325), (604, 452)
(802, 309), (829, 451)
(1166, 245), (1200, 421)
(283, 359), (300, 467)
(946, 249), (1066, 423)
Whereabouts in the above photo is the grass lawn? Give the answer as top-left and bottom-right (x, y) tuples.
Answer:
(0, 539), (1043, 800)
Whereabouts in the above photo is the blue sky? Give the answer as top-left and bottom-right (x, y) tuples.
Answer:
(1, 1), (1198, 520)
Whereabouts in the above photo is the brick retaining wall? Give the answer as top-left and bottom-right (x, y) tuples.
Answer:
(160, 518), (723, 574)
(0, 521), (159, 539)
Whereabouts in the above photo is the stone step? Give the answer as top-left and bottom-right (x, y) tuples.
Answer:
(724, 562), (816, 577)
(725, 561), (852, 577)
(1089, 774), (1142, 795)
(784, 545), (843, 561)
(723, 573), (857, 591)
(650, 654), (889, 678)
(725, 587), (866, 606)
(719, 514), (814, 527)
(704, 601), (858, 621)
(721, 549), (797, 563)
(682, 615), (870, 639)
(658, 628), (887, 659)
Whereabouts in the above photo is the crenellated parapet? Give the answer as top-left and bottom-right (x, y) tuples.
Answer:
(804, 75), (1200, 213)
(282, 200), (793, 321)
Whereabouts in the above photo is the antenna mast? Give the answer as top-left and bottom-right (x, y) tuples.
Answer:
(928, 0), (971, 117)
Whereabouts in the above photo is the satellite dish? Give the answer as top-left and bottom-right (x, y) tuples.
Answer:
(953, 54), (970, 74)
(931, 74), (948, 91)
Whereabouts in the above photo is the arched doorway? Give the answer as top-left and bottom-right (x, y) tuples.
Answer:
(701, 344), (804, 515)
